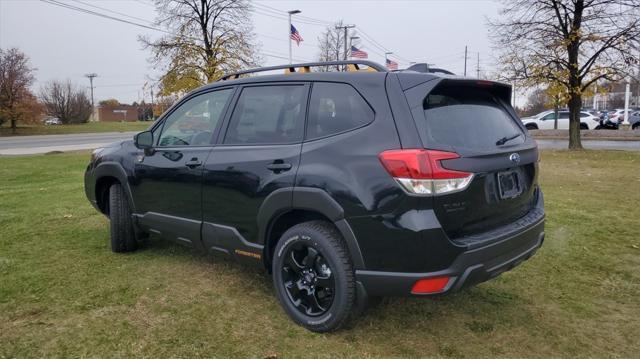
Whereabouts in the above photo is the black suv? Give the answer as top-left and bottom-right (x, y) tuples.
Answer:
(85, 60), (545, 332)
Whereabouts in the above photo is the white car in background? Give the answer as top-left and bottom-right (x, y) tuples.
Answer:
(43, 117), (62, 125)
(520, 110), (599, 130)
(608, 109), (631, 124)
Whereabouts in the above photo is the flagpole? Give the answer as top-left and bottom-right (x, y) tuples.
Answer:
(287, 10), (301, 64)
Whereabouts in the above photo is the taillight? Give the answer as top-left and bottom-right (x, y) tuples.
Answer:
(379, 149), (473, 196)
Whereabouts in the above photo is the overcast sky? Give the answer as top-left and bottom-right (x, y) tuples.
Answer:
(0, 0), (502, 104)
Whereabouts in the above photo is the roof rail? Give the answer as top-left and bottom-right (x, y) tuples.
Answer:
(219, 60), (387, 81)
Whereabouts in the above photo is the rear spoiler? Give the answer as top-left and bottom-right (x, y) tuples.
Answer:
(400, 77), (514, 111)
(441, 79), (513, 105)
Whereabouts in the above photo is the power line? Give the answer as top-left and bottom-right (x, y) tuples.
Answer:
(38, 0), (311, 63)
(70, 0), (154, 24)
(250, 1), (414, 63)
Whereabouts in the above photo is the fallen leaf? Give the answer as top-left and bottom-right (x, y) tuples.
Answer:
(63, 214), (73, 219)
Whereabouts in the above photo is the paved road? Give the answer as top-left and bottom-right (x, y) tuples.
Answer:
(0, 132), (137, 155)
(536, 139), (640, 151)
(1, 132), (639, 155)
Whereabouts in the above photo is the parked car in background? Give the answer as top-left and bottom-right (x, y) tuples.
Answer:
(43, 117), (61, 125)
(520, 110), (598, 130)
(608, 109), (630, 124)
(629, 111), (640, 130)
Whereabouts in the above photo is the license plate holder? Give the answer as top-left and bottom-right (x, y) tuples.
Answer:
(497, 170), (521, 199)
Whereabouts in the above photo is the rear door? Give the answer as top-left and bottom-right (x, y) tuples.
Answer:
(201, 83), (309, 261)
(405, 79), (539, 238)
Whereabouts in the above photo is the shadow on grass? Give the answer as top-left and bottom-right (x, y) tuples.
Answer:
(126, 234), (533, 335)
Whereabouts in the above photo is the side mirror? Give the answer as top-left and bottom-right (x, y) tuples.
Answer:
(134, 130), (154, 149)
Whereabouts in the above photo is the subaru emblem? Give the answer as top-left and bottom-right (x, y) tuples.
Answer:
(509, 153), (521, 164)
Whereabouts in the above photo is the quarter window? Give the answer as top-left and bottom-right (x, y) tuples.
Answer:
(307, 83), (374, 140)
(224, 85), (306, 145)
(157, 89), (233, 147)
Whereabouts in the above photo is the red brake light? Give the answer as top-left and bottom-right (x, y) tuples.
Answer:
(378, 149), (474, 196)
(379, 149), (470, 179)
(411, 276), (451, 294)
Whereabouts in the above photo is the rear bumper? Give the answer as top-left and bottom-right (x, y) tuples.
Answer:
(355, 216), (544, 296)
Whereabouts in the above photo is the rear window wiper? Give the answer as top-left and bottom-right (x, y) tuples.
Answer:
(496, 133), (522, 146)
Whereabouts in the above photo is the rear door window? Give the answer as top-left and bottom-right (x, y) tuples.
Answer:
(421, 85), (524, 150)
(307, 82), (374, 140)
(224, 85), (306, 145)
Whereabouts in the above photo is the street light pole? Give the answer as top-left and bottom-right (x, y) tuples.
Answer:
(623, 76), (631, 127)
(287, 10), (301, 64)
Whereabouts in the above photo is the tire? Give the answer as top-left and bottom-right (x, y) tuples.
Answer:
(108, 183), (137, 253)
(580, 123), (588, 130)
(633, 122), (640, 130)
(272, 220), (355, 332)
(525, 124), (538, 130)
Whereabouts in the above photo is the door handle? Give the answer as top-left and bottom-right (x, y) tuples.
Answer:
(185, 158), (202, 169)
(266, 162), (292, 172)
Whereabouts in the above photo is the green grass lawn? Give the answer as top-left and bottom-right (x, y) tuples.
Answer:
(1, 150), (639, 357)
(0, 121), (151, 136)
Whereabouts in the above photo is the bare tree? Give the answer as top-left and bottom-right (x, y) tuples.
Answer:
(316, 20), (359, 71)
(489, 0), (640, 149)
(523, 88), (552, 117)
(140, 0), (260, 96)
(0, 48), (36, 133)
(39, 80), (92, 124)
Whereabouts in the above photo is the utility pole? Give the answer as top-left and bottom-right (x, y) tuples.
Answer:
(287, 10), (301, 64)
(463, 46), (468, 76)
(335, 24), (356, 61)
(476, 52), (480, 78)
(85, 73), (98, 120)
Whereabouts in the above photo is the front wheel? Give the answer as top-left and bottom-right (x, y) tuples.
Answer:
(272, 221), (355, 332)
(108, 183), (137, 253)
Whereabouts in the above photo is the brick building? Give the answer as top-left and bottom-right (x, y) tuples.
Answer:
(97, 104), (153, 122)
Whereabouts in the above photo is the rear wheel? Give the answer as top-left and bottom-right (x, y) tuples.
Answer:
(633, 122), (640, 130)
(525, 124), (538, 130)
(272, 220), (355, 332)
(580, 123), (589, 130)
(108, 183), (137, 253)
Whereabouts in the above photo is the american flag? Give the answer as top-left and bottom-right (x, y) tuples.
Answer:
(350, 46), (368, 59)
(290, 25), (303, 46)
(386, 58), (398, 70)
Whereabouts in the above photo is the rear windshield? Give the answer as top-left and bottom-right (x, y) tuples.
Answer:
(421, 85), (524, 150)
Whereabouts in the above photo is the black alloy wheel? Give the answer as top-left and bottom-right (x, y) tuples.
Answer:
(281, 242), (335, 316)
(272, 220), (356, 332)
